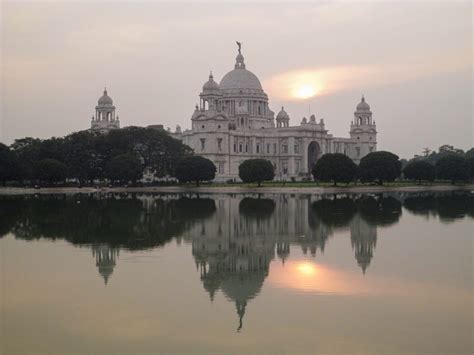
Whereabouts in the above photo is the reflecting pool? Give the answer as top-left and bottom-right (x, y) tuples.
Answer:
(1, 192), (473, 355)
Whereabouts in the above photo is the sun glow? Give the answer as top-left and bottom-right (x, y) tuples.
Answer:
(295, 84), (318, 99)
(296, 261), (318, 276)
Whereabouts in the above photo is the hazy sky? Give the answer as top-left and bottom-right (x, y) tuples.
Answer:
(1, 1), (472, 158)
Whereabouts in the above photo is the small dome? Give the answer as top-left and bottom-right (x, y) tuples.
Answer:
(202, 72), (220, 92)
(98, 88), (113, 106)
(356, 95), (370, 111)
(276, 106), (289, 120)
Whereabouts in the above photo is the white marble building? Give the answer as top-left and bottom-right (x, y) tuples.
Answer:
(90, 88), (120, 133)
(172, 45), (377, 181)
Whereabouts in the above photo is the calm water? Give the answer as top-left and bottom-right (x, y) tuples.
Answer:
(0, 192), (473, 355)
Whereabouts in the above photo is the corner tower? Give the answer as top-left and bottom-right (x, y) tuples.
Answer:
(91, 88), (120, 133)
(349, 95), (377, 162)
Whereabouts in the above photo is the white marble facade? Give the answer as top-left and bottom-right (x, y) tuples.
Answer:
(172, 45), (377, 181)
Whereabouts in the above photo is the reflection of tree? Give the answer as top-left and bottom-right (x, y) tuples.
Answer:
(311, 197), (357, 227)
(403, 195), (437, 218)
(435, 194), (474, 221)
(403, 192), (474, 222)
(356, 195), (402, 226)
(238, 197), (275, 220)
(1, 194), (216, 250)
(0, 196), (25, 238)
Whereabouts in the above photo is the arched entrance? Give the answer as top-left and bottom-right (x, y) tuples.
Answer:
(307, 141), (320, 171)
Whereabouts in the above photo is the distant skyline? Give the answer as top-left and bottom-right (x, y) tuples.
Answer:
(2, 1), (472, 158)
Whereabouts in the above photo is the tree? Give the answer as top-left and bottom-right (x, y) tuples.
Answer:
(104, 127), (192, 178)
(33, 159), (67, 185)
(467, 157), (474, 182)
(0, 143), (22, 185)
(436, 155), (469, 183)
(175, 156), (216, 186)
(62, 130), (107, 184)
(311, 153), (358, 186)
(238, 159), (275, 186)
(359, 151), (401, 185)
(104, 154), (144, 184)
(403, 160), (435, 184)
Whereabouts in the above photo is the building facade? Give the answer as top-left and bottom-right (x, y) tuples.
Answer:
(90, 88), (120, 133)
(172, 46), (377, 181)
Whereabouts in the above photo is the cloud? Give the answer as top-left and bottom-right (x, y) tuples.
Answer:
(264, 53), (471, 101)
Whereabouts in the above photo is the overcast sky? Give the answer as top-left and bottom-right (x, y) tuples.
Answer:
(1, 1), (472, 158)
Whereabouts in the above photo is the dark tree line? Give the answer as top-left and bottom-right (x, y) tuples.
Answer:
(0, 127), (194, 186)
(311, 149), (473, 185)
(404, 146), (474, 184)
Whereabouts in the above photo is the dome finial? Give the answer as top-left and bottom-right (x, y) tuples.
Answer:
(234, 41), (246, 69)
(209, 71), (213, 80)
(361, 94), (365, 102)
(236, 41), (242, 54)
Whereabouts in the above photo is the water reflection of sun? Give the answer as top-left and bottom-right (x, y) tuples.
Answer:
(296, 261), (318, 276)
(269, 260), (362, 295)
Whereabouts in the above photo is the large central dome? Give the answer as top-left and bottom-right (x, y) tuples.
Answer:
(219, 52), (263, 91)
(220, 69), (263, 91)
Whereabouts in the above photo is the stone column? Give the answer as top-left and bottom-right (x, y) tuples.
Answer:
(302, 138), (309, 173)
(288, 137), (295, 175)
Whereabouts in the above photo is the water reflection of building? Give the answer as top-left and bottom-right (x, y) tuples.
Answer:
(187, 195), (360, 330)
(186, 195), (388, 329)
(92, 245), (119, 285)
(350, 214), (377, 274)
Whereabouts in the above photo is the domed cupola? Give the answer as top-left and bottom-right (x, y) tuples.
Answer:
(98, 88), (114, 107)
(276, 106), (290, 128)
(356, 95), (371, 112)
(91, 87), (120, 132)
(202, 71), (220, 93)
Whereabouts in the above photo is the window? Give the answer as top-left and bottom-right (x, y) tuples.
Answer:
(356, 147), (360, 157)
(239, 144), (243, 153)
(357, 136), (360, 140)
(201, 125), (205, 129)
(218, 125), (221, 129)
(294, 144), (299, 154)
(258, 106), (261, 115)
(200, 138), (206, 151)
(267, 144), (270, 154)
(256, 144), (260, 153)
(219, 162), (224, 174)
(217, 138), (222, 151)
(245, 144), (248, 153)
(273, 143), (277, 154)
(369, 136), (372, 140)
(233, 143), (237, 153)
(296, 161), (300, 173)
(283, 144), (288, 154)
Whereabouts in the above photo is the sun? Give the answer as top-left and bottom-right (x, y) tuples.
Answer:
(296, 85), (317, 99)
